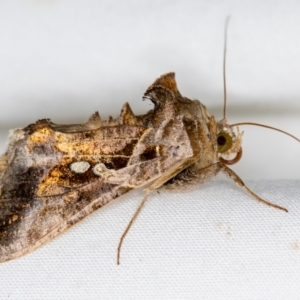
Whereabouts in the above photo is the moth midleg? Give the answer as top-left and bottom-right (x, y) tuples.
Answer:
(219, 163), (288, 212)
(117, 190), (150, 265)
(117, 157), (198, 264)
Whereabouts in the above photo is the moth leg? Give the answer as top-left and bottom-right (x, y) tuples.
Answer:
(117, 190), (150, 265)
(219, 163), (288, 212)
(117, 158), (198, 264)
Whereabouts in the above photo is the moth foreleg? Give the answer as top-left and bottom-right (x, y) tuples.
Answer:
(219, 163), (288, 212)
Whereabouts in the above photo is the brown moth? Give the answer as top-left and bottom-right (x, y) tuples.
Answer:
(0, 25), (299, 264)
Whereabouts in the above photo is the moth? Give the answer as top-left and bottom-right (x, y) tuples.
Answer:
(0, 26), (299, 265)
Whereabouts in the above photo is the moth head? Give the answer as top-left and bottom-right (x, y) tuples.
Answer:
(216, 17), (300, 166)
(217, 119), (243, 165)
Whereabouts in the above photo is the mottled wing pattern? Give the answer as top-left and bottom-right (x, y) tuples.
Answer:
(0, 73), (215, 262)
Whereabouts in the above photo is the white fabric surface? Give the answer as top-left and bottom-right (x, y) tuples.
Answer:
(1, 180), (300, 300)
(0, 1), (299, 299)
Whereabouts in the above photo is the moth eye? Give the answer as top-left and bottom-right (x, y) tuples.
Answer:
(217, 132), (233, 153)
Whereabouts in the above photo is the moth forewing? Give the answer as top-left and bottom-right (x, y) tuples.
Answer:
(0, 72), (209, 263)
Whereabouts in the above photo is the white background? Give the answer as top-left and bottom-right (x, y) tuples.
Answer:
(0, 1), (300, 299)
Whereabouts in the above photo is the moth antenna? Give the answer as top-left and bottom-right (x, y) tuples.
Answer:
(230, 122), (300, 143)
(222, 16), (230, 120)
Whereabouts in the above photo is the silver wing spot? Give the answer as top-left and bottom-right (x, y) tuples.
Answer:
(70, 161), (90, 173)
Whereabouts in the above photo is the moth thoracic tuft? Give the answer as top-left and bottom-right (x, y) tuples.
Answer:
(118, 102), (137, 125)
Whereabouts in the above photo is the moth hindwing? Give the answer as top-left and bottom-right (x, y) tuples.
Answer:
(0, 71), (295, 264)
